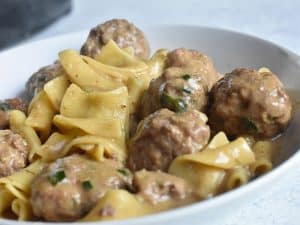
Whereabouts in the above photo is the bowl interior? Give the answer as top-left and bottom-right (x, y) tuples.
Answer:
(0, 25), (299, 224)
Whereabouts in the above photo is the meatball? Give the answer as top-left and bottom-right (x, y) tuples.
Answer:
(80, 19), (150, 59)
(139, 69), (209, 119)
(26, 62), (63, 100)
(167, 48), (220, 89)
(0, 129), (29, 178)
(138, 48), (219, 119)
(0, 98), (27, 129)
(209, 68), (292, 138)
(31, 155), (131, 222)
(128, 109), (210, 172)
(133, 169), (192, 204)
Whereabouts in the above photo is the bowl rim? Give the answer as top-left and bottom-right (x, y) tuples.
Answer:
(0, 24), (299, 225)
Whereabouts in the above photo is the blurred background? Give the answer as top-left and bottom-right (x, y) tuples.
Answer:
(0, 0), (299, 224)
(1, 0), (300, 53)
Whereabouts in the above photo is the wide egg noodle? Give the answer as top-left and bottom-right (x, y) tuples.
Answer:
(59, 84), (128, 126)
(0, 188), (14, 215)
(0, 160), (45, 220)
(179, 137), (255, 169)
(95, 40), (147, 68)
(62, 135), (127, 162)
(36, 132), (73, 162)
(83, 43), (168, 114)
(11, 199), (32, 221)
(59, 49), (123, 91)
(43, 75), (70, 111)
(169, 132), (255, 198)
(38, 133), (126, 163)
(82, 190), (150, 221)
(25, 90), (56, 141)
(52, 84), (128, 154)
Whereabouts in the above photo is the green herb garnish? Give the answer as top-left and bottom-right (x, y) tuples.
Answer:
(117, 168), (131, 177)
(48, 170), (66, 185)
(175, 98), (188, 112)
(182, 88), (192, 94)
(182, 74), (191, 80)
(160, 93), (187, 113)
(82, 180), (93, 191)
(0, 103), (10, 111)
(241, 117), (258, 133)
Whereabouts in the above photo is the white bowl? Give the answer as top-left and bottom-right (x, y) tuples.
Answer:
(0, 25), (299, 225)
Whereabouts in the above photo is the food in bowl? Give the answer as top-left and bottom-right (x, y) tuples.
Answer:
(0, 19), (294, 222)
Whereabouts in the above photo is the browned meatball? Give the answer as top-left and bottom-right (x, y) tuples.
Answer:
(209, 68), (292, 138)
(138, 48), (219, 119)
(167, 48), (220, 89)
(0, 130), (29, 178)
(26, 62), (63, 100)
(80, 19), (150, 59)
(133, 169), (193, 204)
(139, 70), (209, 119)
(0, 98), (27, 129)
(31, 155), (131, 222)
(128, 109), (210, 172)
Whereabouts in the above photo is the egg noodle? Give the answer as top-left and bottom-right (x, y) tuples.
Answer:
(0, 40), (276, 221)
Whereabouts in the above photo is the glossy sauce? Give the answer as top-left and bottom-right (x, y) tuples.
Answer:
(271, 89), (300, 165)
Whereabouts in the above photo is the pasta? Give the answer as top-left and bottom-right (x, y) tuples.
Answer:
(95, 40), (148, 69)
(43, 75), (70, 111)
(59, 49), (123, 91)
(169, 132), (255, 198)
(250, 141), (274, 176)
(82, 190), (150, 221)
(36, 132), (73, 162)
(82, 43), (167, 113)
(0, 160), (45, 219)
(11, 199), (32, 221)
(225, 167), (250, 190)
(25, 91), (56, 141)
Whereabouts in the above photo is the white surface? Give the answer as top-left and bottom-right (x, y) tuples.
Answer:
(5, 1), (300, 224)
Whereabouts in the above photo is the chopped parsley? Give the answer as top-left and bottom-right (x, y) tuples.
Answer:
(182, 88), (192, 94)
(0, 102), (10, 111)
(48, 170), (65, 185)
(82, 180), (93, 191)
(241, 117), (258, 133)
(181, 74), (191, 80)
(160, 93), (187, 113)
(117, 168), (131, 177)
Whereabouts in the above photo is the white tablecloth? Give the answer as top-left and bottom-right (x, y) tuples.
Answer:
(29, 0), (300, 224)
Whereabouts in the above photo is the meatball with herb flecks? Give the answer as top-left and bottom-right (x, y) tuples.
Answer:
(31, 155), (131, 222)
(128, 109), (210, 172)
(209, 68), (292, 138)
(138, 48), (219, 119)
(80, 19), (150, 59)
(139, 70), (209, 119)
